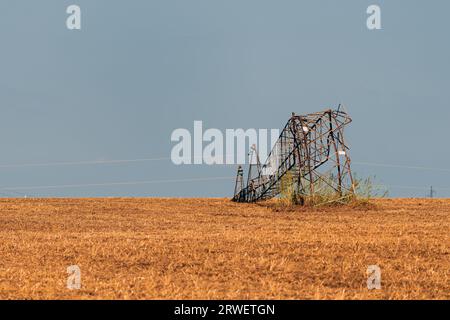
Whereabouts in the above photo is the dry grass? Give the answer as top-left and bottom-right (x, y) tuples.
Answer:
(0, 198), (448, 300)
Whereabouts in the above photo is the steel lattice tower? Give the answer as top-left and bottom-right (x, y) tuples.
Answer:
(232, 106), (355, 203)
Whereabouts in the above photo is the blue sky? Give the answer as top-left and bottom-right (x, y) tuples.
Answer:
(0, 0), (449, 197)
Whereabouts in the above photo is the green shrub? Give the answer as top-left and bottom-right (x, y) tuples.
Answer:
(277, 172), (386, 208)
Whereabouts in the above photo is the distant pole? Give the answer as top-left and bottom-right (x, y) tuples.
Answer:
(429, 186), (436, 198)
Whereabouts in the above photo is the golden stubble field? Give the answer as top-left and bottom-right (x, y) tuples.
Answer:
(0, 198), (448, 300)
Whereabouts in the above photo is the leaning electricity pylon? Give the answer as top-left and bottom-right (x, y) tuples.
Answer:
(232, 105), (355, 203)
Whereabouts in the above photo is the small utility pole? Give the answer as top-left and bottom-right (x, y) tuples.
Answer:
(429, 186), (436, 198)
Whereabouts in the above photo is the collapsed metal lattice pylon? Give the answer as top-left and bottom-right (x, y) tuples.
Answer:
(232, 105), (355, 203)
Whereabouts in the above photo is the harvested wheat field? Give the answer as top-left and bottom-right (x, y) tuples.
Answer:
(0, 198), (448, 300)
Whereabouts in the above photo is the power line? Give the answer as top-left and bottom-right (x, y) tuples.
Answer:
(373, 184), (450, 192)
(0, 157), (448, 173)
(0, 156), (446, 173)
(0, 156), (449, 195)
(0, 157), (171, 169)
(352, 161), (450, 173)
(0, 176), (235, 191)
(1, 178), (450, 193)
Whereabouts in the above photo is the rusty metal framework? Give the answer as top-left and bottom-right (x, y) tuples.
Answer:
(232, 105), (355, 202)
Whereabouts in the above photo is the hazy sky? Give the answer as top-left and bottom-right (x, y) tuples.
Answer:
(0, 0), (449, 197)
